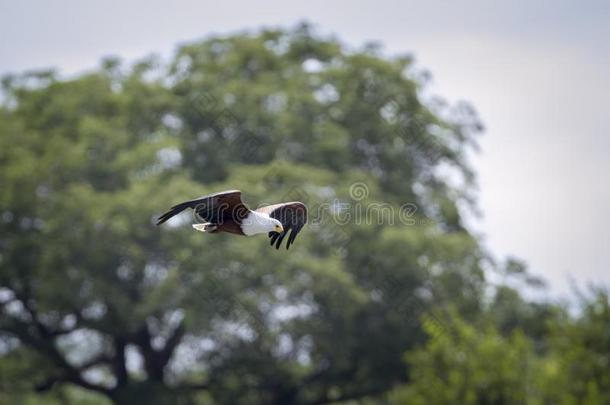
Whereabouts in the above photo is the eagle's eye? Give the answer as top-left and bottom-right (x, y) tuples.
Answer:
(274, 224), (284, 233)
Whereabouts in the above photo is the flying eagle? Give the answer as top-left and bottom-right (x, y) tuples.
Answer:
(156, 190), (307, 250)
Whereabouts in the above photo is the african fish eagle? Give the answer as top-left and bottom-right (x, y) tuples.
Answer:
(156, 190), (307, 250)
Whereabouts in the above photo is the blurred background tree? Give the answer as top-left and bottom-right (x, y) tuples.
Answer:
(0, 24), (608, 405)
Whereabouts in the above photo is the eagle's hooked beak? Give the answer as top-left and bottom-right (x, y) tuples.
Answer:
(275, 224), (284, 233)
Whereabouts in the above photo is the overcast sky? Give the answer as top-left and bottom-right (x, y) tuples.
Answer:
(1, 0), (609, 297)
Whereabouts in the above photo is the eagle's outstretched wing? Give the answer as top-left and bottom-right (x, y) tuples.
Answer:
(156, 190), (250, 225)
(256, 202), (307, 250)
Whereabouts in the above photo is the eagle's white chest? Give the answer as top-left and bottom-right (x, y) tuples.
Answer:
(241, 211), (274, 236)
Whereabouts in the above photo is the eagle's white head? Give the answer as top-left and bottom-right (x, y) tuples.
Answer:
(242, 211), (284, 236)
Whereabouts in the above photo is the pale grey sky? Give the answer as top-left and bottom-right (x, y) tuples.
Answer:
(1, 0), (609, 296)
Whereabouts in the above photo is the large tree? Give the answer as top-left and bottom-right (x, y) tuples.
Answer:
(0, 24), (484, 404)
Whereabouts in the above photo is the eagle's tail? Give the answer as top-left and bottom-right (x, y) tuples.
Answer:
(156, 201), (193, 225)
(192, 223), (217, 232)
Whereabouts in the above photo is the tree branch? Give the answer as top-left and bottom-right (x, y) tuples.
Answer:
(1, 298), (114, 397)
(113, 336), (129, 387)
(159, 319), (186, 368)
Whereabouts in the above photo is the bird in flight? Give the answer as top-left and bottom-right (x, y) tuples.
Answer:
(156, 190), (307, 250)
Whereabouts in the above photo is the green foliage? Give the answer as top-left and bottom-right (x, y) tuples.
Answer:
(536, 290), (610, 404)
(390, 291), (610, 405)
(391, 310), (536, 404)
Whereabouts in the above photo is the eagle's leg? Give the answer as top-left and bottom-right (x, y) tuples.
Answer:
(192, 223), (218, 233)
